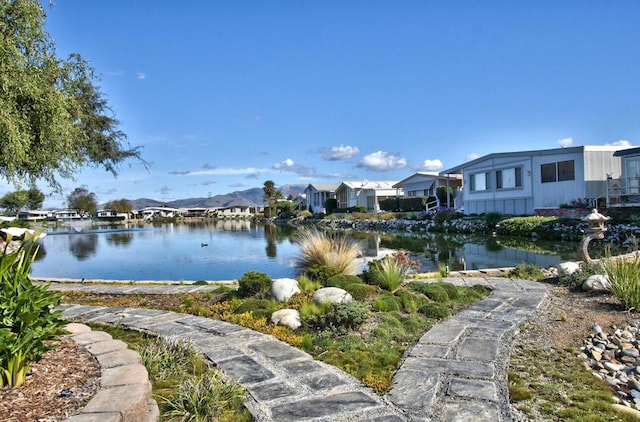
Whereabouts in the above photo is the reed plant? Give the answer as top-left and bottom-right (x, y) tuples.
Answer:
(601, 256), (640, 311)
(295, 227), (361, 275)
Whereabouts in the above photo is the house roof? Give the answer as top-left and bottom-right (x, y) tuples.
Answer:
(439, 145), (633, 175)
(339, 181), (399, 190)
(305, 183), (340, 192)
(393, 172), (462, 188)
(614, 147), (640, 157)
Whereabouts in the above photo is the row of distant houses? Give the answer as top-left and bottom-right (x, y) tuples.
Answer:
(15, 204), (261, 222)
(10, 145), (640, 222)
(303, 145), (640, 216)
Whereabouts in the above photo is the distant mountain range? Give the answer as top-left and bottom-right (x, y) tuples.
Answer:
(126, 184), (307, 209)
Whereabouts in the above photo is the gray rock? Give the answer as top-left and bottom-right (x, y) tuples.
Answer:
(271, 309), (301, 330)
(582, 274), (611, 292)
(271, 278), (301, 302)
(313, 287), (353, 304)
(557, 261), (580, 275)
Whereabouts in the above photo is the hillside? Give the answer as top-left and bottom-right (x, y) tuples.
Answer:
(127, 184), (306, 209)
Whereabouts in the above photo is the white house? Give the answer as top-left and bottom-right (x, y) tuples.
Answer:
(335, 181), (403, 212)
(17, 210), (53, 221)
(611, 147), (640, 206)
(439, 145), (631, 215)
(304, 183), (340, 214)
(392, 172), (463, 211)
(96, 210), (129, 220)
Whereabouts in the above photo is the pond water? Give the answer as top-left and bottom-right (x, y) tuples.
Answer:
(29, 220), (586, 282)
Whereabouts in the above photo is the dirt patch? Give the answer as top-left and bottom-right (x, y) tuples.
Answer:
(0, 339), (100, 422)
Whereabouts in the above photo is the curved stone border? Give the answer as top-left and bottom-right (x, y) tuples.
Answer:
(55, 276), (550, 421)
(64, 323), (159, 422)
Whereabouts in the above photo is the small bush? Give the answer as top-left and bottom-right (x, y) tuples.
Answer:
(306, 302), (370, 332)
(510, 262), (545, 281)
(557, 261), (601, 287)
(305, 264), (342, 284)
(297, 275), (322, 293)
(435, 282), (460, 300)
(138, 337), (202, 380)
(418, 303), (451, 319)
(396, 290), (428, 313)
(344, 283), (378, 301)
(194, 280), (209, 285)
(237, 271), (272, 298)
(233, 298), (276, 318)
(373, 294), (401, 312)
(325, 274), (363, 289)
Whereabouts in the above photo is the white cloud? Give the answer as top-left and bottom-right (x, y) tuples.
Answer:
(607, 140), (632, 147)
(273, 159), (316, 176)
(136, 72), (146, 80)
(465, 153), (480, 162)
(322, 145), (360, 161)
(358, 151), (408, 171)
(189, 167), (269, 176)
(557, 138), (573, 148)
(420, 159), (444, 171)
(274, 158), (295, 169)
(168, 170), (190, 175)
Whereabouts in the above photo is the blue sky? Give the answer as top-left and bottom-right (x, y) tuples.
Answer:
(9, 1), (640, 208)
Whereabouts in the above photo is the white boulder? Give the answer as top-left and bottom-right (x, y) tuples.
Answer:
(313, 287), (353, 305)
(582, 274), (611, 292)
(271, 278), (301, 302)
(271, 309), (301, 329)
(557, 261), (580, 275)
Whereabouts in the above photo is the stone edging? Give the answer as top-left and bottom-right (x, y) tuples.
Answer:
(63, 323), (159, 422)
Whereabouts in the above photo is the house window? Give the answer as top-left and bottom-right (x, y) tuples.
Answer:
(469, 172), (489, 191)
(558, 160), (575, 181)
(496, 167), (522, 189)
(541, 160), (575, 183)
(541, 163), (557, 183)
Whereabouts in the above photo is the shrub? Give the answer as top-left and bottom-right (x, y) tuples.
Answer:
(601, 257), (640, 311)
(233, 298), (276, 318)
(305, 264), (342, 284)
(418, 303), (451, 319)
(0, 239), (66, 388)
(373, 294), (401, 312)
(510, 262), (546, 281)
(297, 275), (322, 293)
(557, 261), (601, 287)
(295, 227), (362, 275)
(138, 337), (202, 380)
(369, 251), (420, 293)
(325, 274), (363, 289)
(409, 282), (449, 303)
(344, 283), (378, 301)
(435, 282), (460, 300)
(484, 211), (504, 229)
(236, 271), (272, 298)
(396, 290), (428, 313)
(305, 302), (370, 332)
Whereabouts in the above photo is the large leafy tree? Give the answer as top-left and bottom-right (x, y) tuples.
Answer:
(0, 188), (44, 213)
(67, 187), (97, 216)
(262, 180), (283, 218)
(0, 0), (145, 191)
(103, 198), (132, 214)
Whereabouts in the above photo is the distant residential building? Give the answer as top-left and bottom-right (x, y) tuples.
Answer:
(54, 210), (84, 220)
(440, 145), (631, 215)
(611, 147), (640, 206)
(96, 210), (129, 220)
(132, 207), (184, 220)
(335, 181), (403, 212)
(17, 210), (53, 221)
(393, 172), (462, 211)
(304, 183), (340, 214)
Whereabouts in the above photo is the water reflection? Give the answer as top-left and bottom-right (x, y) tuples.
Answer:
(69, 234), (98, 261)
(30, 222), (590, 281)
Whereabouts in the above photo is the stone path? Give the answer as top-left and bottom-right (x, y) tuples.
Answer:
(53, 276), (549, 421)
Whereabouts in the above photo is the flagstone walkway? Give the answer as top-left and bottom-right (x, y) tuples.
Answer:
(53, 276), (548, 421)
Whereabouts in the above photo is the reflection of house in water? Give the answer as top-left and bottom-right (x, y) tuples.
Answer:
(461, 243), (561, 270)
(216, 219), (252, 231)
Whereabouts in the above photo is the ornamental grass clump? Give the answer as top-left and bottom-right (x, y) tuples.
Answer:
(295, 227), (362, 275)
(601, 257), (640, 311)
(0, 233), (66, 388)
(369, 251), (421, 293)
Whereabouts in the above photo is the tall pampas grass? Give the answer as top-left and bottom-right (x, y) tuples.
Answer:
(295, 227), (362, 275)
